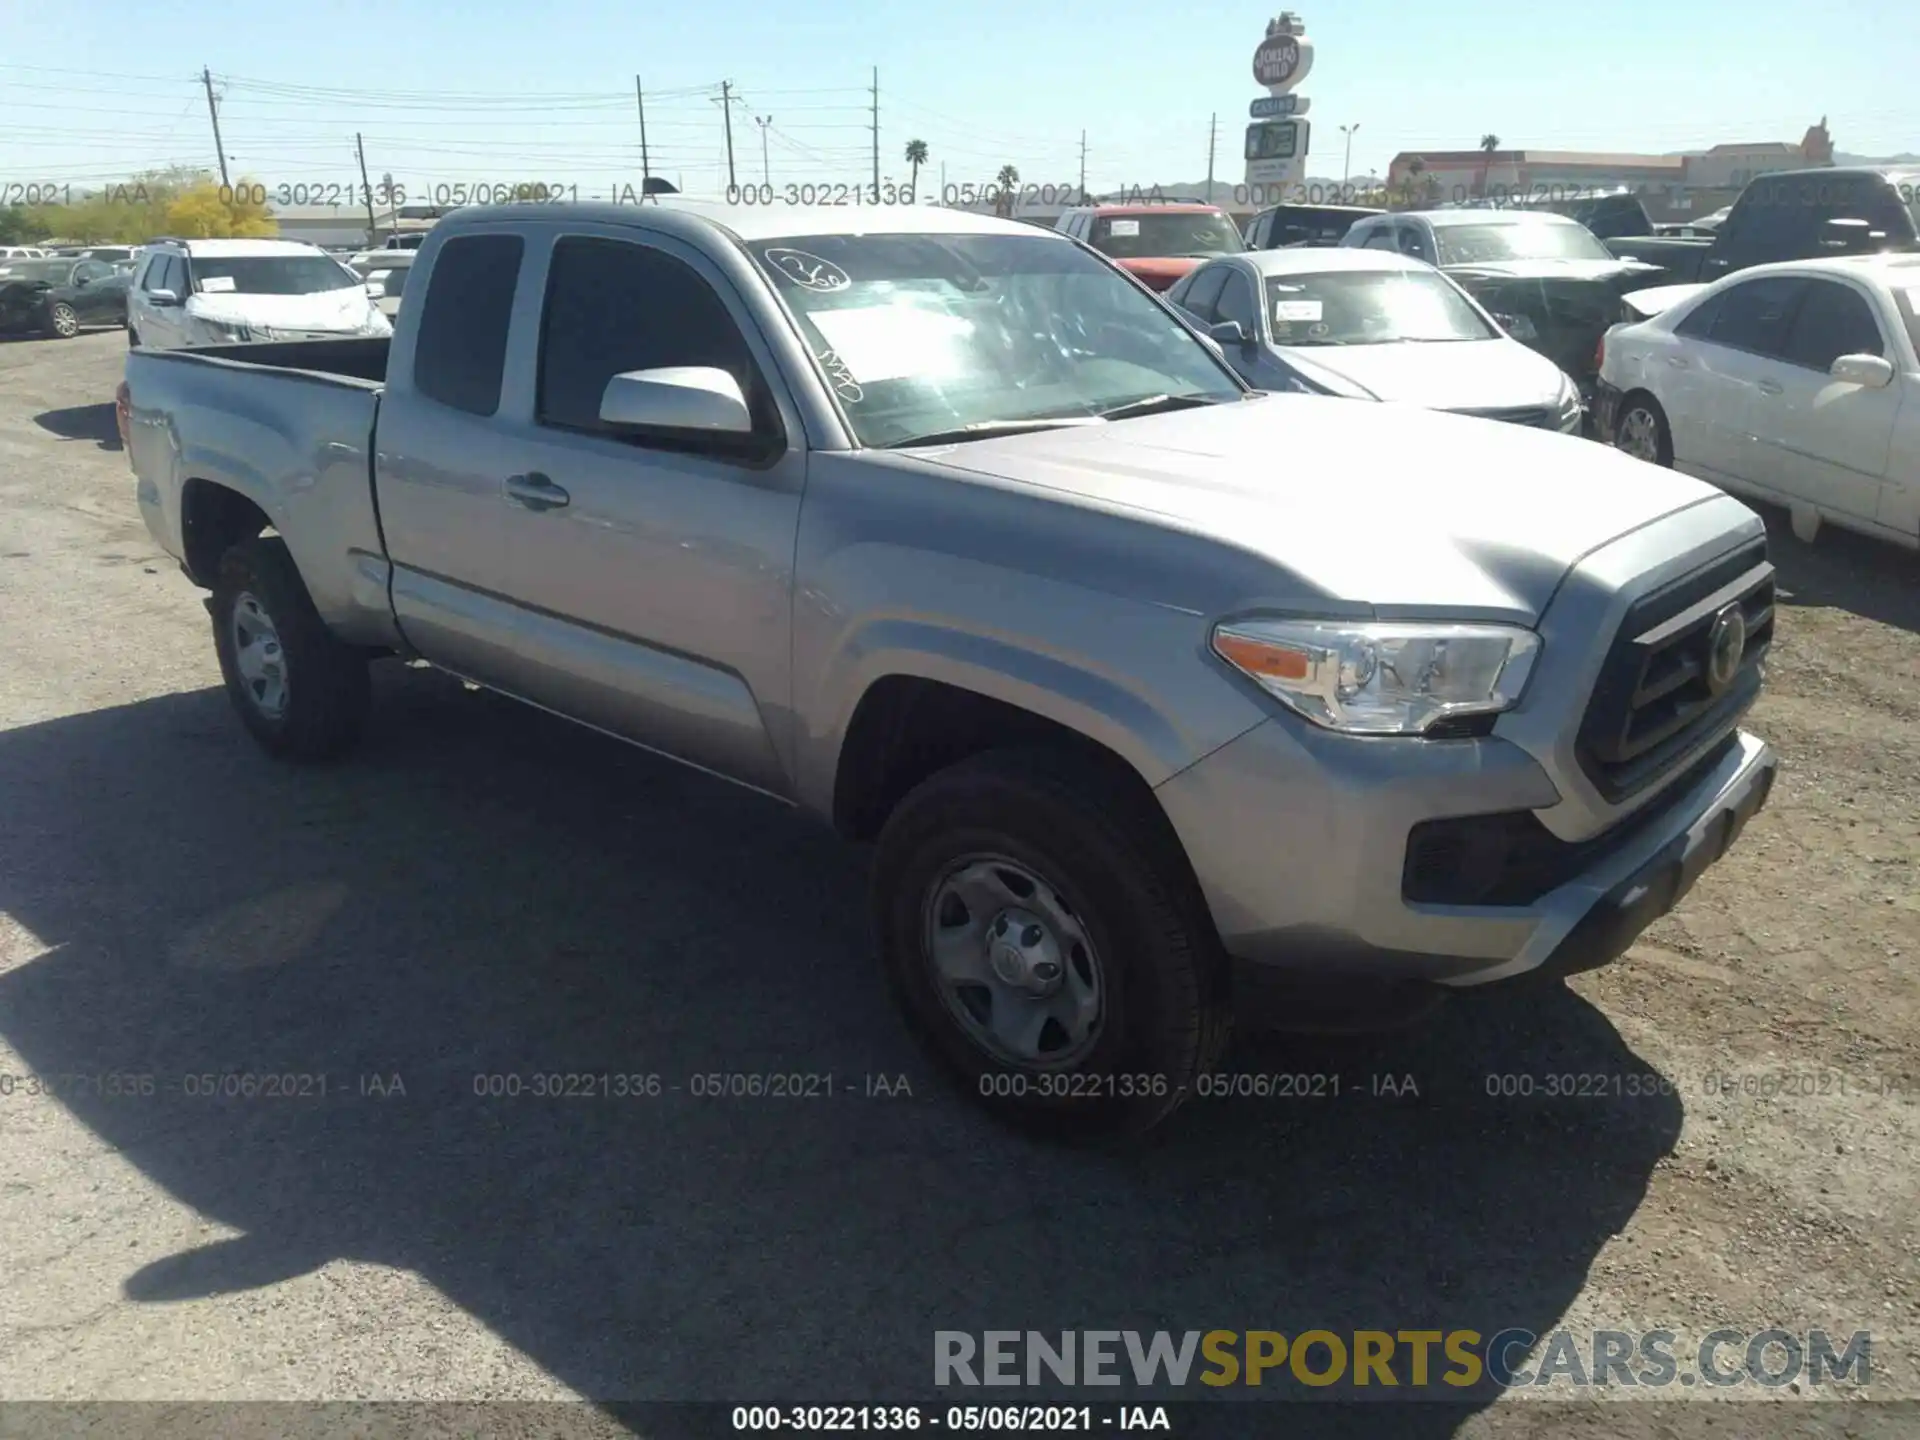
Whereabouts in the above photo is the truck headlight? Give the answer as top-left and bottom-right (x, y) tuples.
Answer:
(197, 319), (253, 343)
(1212, 620), (1541, 735)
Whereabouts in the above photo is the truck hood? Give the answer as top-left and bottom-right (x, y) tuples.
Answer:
(1271, 336), (1568, 409)
(905, 394), (1721, 619)
(185, 287), (380, 334)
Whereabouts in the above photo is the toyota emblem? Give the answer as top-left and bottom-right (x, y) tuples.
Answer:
(1704, 604), (1747, 695)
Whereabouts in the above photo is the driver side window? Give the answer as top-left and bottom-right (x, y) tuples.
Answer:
(1178, 266), (1229, 322)
(1216, 270), (1259, 335)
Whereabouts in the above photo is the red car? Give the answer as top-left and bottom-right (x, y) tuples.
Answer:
(1055, 203), (1247, 291)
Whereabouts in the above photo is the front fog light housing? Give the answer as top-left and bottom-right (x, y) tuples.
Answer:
(1212, 620), (1541, 735)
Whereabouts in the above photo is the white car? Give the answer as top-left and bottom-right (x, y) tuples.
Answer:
(126, 238), (392, 350)
(1166, 248), (1585, 431)
(1598, 255), (1920, 550)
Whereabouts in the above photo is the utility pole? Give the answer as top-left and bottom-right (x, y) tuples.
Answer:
(202, 67), (230, 188)
(719, 81), (738, 192)
(1341, 123), (1360, 185)
(635, 77), (653, 200)
(354, 133), (377, 244)
(1205, 114), (1217, 205)
(869, 68), (880, 202)
(1078, 130), (1088, 202)
(755, 116), (773, 187)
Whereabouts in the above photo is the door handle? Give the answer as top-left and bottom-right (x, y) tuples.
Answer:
(1756, 379), (1783, 396)
(505, 472), (569, 511)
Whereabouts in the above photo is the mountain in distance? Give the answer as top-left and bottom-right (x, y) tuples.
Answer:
(1834, 151), (1920, 165)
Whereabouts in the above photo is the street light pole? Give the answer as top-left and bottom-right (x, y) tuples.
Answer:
(1340, 123), (1359, 185)
(756, 116), (773, 187)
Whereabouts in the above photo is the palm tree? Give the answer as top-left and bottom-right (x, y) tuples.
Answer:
(1476, 133), (1501, 199)
(904, 139), (929, 200)
(995, 164), (1019, 217)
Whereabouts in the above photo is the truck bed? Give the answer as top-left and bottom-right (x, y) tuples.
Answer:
(125, 338), (399, 651)
(148, 335), (391, 386)
(1602, 235), (1712, 283)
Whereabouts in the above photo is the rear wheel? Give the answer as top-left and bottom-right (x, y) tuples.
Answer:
(872, 748), (1231, 1138)
(210, 537), (370, 762)
(1614, 393), (1672, 466)
(43, 302), (79, 339)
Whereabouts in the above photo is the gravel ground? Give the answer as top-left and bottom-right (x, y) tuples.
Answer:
(0, 332), (1914, 1438)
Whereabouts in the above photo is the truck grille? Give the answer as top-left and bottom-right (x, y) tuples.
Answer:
(1576, 538), (1773, 803)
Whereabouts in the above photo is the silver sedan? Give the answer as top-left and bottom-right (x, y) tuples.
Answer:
(1165, 247), (1585, 431)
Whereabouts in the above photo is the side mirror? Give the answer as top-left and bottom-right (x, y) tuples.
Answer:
(599, 366), (753, 435)
(1829, 353), (1894, 389)
(146, 288), (180, 307)
(74, 275), (91, 288)
(364, 280), (386, 299)
(1207, 319), (1252, 347)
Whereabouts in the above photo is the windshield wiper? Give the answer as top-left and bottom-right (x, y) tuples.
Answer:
(885, 416), (1102, 448)
(1092, 393), (1231, 422)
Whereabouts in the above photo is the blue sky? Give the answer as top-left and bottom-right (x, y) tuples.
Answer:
(2, 0), (1913, 202)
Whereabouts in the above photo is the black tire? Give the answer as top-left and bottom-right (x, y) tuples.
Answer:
(1613, 392), (1672, 467)
(210, 536), (370, 762)
(43, 301), (79, 340)
(871, 747), (1231, 1139)
(127, 323), (140, 348)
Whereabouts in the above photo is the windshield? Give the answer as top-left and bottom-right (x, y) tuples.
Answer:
(1089, 212), (1245, 260)
(0, 260), (72, 283)
(1263, 269), (1498, 346)
(187, 254), (361, 296)
(748, 232), (1244, 447)
(1433, 220), (1614, 265)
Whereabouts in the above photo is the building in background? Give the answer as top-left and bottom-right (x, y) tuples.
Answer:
(1386, 119), (1838, 219)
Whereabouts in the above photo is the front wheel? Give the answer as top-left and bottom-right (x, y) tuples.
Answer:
(210, 537), (370, 762)
(871, 748), (1231, 1138)
(43, 301), (79, 339)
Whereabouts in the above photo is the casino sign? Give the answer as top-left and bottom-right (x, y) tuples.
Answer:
(1252, 12), (1315, 94)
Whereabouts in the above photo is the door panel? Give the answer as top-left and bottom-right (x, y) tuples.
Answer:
(482, 230), (803, 795)
(1747, 279), (1901, 523)
(375, 230), (529, 686)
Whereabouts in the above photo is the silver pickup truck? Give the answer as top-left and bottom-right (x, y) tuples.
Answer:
(125, 202), (1778, 1134)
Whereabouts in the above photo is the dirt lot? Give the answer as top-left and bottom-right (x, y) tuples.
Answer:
(0, 331), (1915, 1438)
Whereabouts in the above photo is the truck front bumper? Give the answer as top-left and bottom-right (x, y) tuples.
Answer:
(1155, 720), (1775, 991)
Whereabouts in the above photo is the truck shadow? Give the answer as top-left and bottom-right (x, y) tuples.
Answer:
(1759, 503), (1920, 637)
(0, 669), (1681, 1434)
(33, 401), (123, 452)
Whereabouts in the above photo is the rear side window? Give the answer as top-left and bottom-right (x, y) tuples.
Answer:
(1702, 276), (1807, 356)
(1781, 280), (1884, 368)
(536, 236), (766, 444)
(413, 234), (523, 417)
